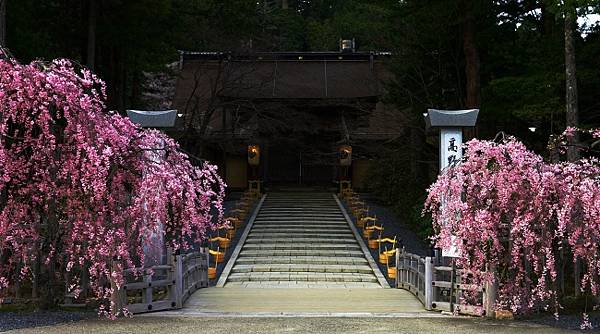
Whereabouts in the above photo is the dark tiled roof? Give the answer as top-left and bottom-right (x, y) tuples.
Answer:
(173, 51), (393, 112)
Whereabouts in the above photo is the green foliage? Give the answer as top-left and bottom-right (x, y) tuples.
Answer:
(483, 74), (563, 121)
(305, 1), (395, 51)
(366, 151), (432, 242)
(4, 0), (600, 241)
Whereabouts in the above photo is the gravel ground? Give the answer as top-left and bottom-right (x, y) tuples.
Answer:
(0, 311), (93, 332)
(3, 316), (592, 334)
(525, 313), (600, 331)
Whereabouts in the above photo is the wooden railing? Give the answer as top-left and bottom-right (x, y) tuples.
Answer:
(177, 250), (209, 305)
(395, 249), (496, 317)
(113, 248), (209, 314)
(396, 250), (431, 307)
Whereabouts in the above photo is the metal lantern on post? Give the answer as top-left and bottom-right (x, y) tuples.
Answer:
(247, 144), (260, 186)
(339, 145), (352, 166)
(338, 145), (352, 184)
(247, 145), (260, 166)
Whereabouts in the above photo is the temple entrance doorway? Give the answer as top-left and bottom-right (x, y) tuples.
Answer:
(265, 133), (338, 188)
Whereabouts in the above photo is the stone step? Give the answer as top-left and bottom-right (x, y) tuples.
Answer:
(250, 229), (351, 235)
(224, 281), (382, 288)
(256, 217), (345, 221)
(252, 224), (349, 230)
(250, 230), (351, 236)
(248, 232), (354, 239)
(231, 264), (374, 274)
(260, 206), (339, 210)
(254, 222), (347, 227)
(259, 211), (341, 215)
(261, 207), (338, 209)
(242, 243), (360, 251)
(260, 205), (338, 208)
(245, 237), (358, 244)
(266, 197), (331, 198)
(235, 256), (369, 265)
(264, 200), (332, 202)
(253, 220), (347, 225)
(226, 272), (379, 283)
(258, 212), (342, 216)
(258, 216), (339, 219)
(250, 227), (352, 234)
(256, 218), (345, 222)
(239, 249), (365, 257)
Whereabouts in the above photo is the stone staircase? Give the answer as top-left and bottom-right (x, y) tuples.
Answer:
(222, 192), (385, 288)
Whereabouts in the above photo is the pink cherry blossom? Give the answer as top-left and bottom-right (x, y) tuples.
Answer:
(425, 132), (600, 318)
(0, 58), (225, 317)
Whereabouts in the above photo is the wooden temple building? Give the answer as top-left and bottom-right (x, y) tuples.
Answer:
(170, 48), (405, 191)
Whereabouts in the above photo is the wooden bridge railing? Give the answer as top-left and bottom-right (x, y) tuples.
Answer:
(112, 247), (209, 314)
(395, 249), (496, 317)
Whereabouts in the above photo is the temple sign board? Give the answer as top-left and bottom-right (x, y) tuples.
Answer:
(425, 109), (478, 257)
(440, 128), (462, 171)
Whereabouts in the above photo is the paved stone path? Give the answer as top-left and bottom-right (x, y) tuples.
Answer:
(219, 192), (388, 288)
(6, 316), (578, 334)
(180, 288), (426, 315)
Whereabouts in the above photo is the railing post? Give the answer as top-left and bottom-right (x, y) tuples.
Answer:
(450, 259), (456, 313)
(402, 248), (408, 287)
(143, 270), (153, 310)
(425, 256), (433, 310)
(484, 264), (497, 318)
(203, 247), (209, 287)
(395, 247), (400, 288)
(399, 247), (405, 288)
(172, 250), (184, 308)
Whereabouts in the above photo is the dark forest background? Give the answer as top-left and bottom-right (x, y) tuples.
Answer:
(2, 0), (599, 239)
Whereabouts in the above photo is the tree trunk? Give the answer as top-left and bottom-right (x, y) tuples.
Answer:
(41, 199), (59, 309)
(87, 0), (97, 70)
(282, 0), (288, 9)
(564, 9), (580, 162)
(462, 0), (481, 109)
(565, 8), (582, 296)
(540, 3), (556, 37)
(0, 0), (6, 46)
(461, 0), (480, 141)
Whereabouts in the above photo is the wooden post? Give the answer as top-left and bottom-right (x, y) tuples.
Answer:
(395, 247), (400, 288)
(402, 248), (408, 288)
(203, 247), (209, 287)
(425, 257), (433, 310)
(143, 271), (153, 308)
(483, 265), (497, 318)
(450, 259), (456, 313)
(173, 251), (184, 308)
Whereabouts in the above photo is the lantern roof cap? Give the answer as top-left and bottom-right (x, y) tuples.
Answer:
(425, 109), (479, 128)
(127, 110), (178, 128)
